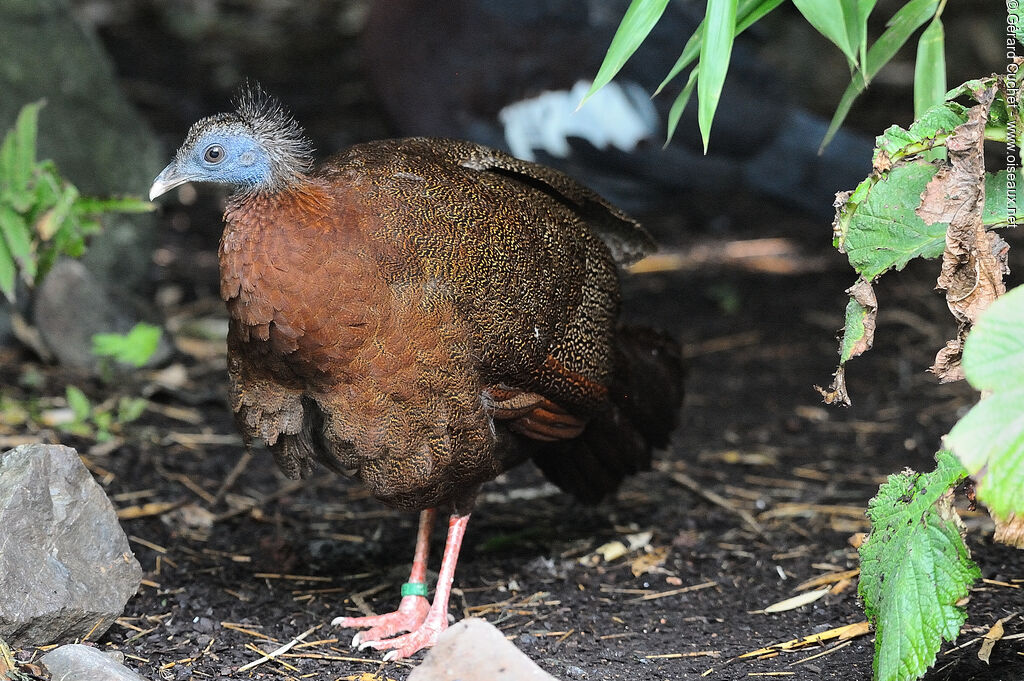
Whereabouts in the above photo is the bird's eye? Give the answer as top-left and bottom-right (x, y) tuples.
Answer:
(204, 144), (225, 164)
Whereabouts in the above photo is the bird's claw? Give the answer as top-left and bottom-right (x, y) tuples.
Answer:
(355, 623), (446, 660)
(334, 594), (431, 656)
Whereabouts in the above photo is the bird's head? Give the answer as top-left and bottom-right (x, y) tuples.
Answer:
(149, 86), (313, 200)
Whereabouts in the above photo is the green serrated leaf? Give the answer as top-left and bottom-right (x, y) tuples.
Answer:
(859, 450), (978, 681)
(697, 0), (739, 151)
(584, 0), (671, 104)
(983, 170), (1023, 227)
(840, 161), (946, 279)
(874, 102), (967, 163)
(91, 322), (162, 368)
(945, 285), (1024, 520)
(65, 385), (92, 422)
(961, 285), (1024, 391)
(913, 15), (946, 119)
(821, 0), (939, 151)
(945, 389), (1024, 520)
(840, 297), (868, 363)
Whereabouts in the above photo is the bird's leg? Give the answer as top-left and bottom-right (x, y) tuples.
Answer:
(332, 508), (436, 643)
(353, 512), (471, 660)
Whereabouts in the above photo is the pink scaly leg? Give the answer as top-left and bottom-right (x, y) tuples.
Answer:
(332, 508), (436, 644)
(354, 512), (470, 660)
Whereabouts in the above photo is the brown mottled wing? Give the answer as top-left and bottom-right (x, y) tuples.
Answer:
(456, 143), (656, 266)
(317, 137), (650, 416)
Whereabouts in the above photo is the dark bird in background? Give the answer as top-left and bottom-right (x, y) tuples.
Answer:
(361, 0), (874, 217)
(149, 88), (683, 659)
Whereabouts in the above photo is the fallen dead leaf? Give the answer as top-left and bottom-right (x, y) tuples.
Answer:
(793, 568), (860, 592)
(761, 588), (831, 613)
(117, 501), (184, 519)
(740, 620), (871, 658)
(979, 615), (1011, 663)
(630, 546), (670, 577)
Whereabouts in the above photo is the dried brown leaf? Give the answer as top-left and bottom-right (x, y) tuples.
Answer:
(762, 588), (831, 613)
(832, 191), (852, 252)
(918, 88), (1008, 351)
(993, 512), (1024, 548)
(815, 366), (850, 406)
(630, 546), (670, 577)
(978, 617), (1007, 663)
(874, 150), (893, 174)
(929, 331), (966, 383)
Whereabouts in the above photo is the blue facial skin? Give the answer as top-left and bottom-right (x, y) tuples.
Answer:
(150, 126), (273, 199)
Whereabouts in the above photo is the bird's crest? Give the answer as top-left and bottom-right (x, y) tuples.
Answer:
(231, 83), (314, 180)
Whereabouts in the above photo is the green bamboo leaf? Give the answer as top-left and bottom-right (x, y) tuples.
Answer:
(858, 0), (878, 70)
(666, 68), (700, 142)
(698, 0), (739, 151)
(840, 0), (867, 74)
(656, 0), (784, 95)
(820, 0), (939, 150)
(583, 0), (671, 104)
(914, 16), (946, 119)
(792, 0), (858, 66)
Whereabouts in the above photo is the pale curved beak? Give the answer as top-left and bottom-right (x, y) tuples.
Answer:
(149, 161), (191, 201)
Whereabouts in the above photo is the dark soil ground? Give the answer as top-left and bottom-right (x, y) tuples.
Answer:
(2, 2), (1022, 680)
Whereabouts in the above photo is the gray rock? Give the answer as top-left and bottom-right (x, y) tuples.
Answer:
(408, 618), (560, 681)
(0, 444), (143, 647)
(33, 259), (172, 370)
(41, 644), (149, 681)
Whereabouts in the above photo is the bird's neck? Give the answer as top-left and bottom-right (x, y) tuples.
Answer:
(218, 182), (376, 377)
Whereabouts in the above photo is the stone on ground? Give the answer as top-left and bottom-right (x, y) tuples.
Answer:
(41, 644), (149, 681)
(0, 444), (142, 647)
(408, 618), (559, 681)
(33, 259), (172, 371)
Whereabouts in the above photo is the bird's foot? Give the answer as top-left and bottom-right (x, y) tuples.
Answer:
(351, 611), (448, 661)
(332, 594), (429, 649)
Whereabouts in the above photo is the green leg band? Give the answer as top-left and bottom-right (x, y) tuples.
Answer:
(401, 581), (429, 598)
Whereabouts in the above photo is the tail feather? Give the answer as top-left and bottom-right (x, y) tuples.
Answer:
(531, 326), (684, 503)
